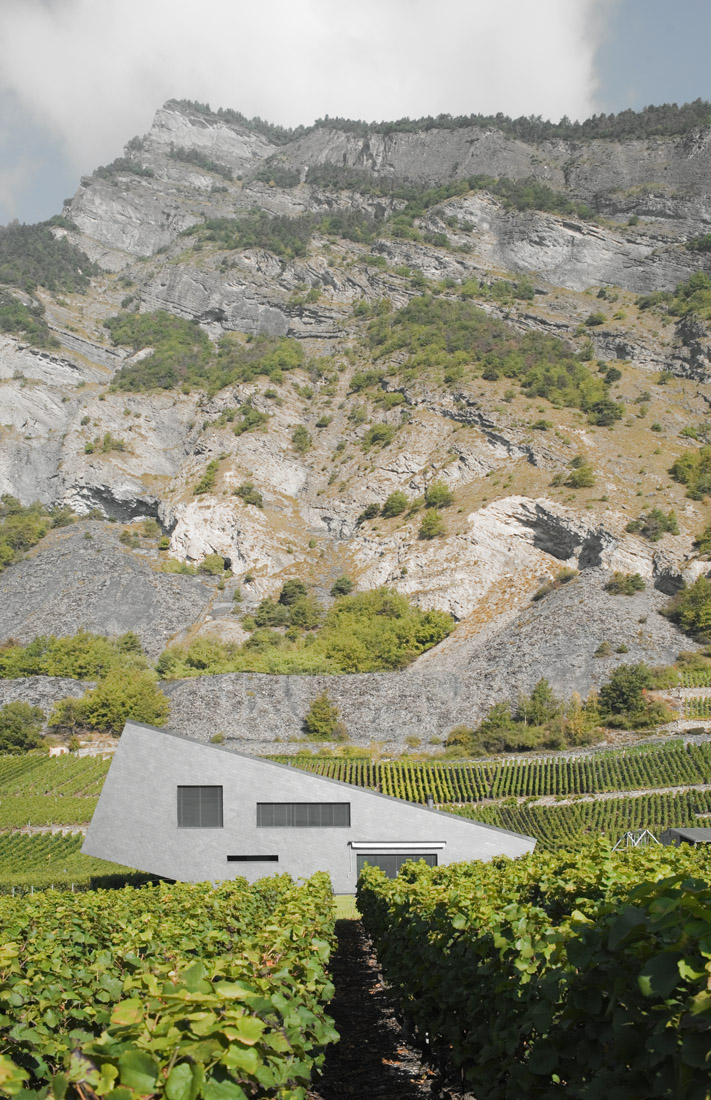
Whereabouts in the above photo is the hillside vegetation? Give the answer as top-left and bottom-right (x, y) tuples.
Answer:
(0, 220), (98, 293)
(173, 96), (711, 144)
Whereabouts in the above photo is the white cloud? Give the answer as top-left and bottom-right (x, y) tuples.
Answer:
(0, 0), (613, 210)
(0, 156), (37, 221)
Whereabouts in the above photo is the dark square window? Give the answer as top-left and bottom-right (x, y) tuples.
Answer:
(177, 786), (223, 827)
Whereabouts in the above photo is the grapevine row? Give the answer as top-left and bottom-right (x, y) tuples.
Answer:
(0, 753), (109, 828)
(0, 872), (337, 1098)
(451, 788), (711, 848)
(0, 752), (110, 796)
(678, 668), (711, 686)
(684, 696), (711, 719)
(0, 832), (143, 893)
(357, 843), (711, 1099)
(279, 740), (711, 802)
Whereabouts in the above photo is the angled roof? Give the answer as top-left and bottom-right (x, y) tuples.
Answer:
(663, 827), (711, 843)
(125, 721), (536, 844)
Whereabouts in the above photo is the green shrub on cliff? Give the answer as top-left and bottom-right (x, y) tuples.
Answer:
(50, 667), (169, 735)
(108, 310), (305, 393)
(664, 576), (711, 641)
(0, 702), (45, 753)
(445, 679), (600, 755)
(184, 211), (313, 259)
(625, 508), (679, 542)
(157, 587), (454, 677)
(0, 290), (57, 347)
(365, 295), (623, 422)
(670, 444), (711, 499)
(303, 691), (347, 740)
(0, 496), (75, 572)
(0, 630), (147, 680)
(0, 630), (166, 738)
(0, 221), (98, 293)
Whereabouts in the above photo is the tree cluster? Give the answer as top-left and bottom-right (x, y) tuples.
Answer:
(170, 97), (711, 146)
(0, 290), (57, 348)
(447, 664), (673, 755)
(157, 586), (454, 677)
(0, 495), (74, 573)
(366, 295), (623, 423)
(0, 221), (98, 294)
(107, 310), (304, 393)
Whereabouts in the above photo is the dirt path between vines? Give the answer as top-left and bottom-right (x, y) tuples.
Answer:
(308, 919), (437, 1100)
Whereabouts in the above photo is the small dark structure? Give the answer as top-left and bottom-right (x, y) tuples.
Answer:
(660, 827), (711, 846)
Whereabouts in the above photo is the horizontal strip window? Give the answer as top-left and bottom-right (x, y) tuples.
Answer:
(177, 785), (223, 828)
(257, 802), (351, 827)
(357, 853), (438, 879)
(227, 855), (279, 862)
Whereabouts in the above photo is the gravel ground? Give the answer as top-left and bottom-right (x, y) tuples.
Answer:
(308, 919), (437, 1100)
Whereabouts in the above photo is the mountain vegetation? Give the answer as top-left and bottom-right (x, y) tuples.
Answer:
(172, 96), (711, 145)
(2, 94), (711, 755)
(0, 221), (98, 293)
(157, 586), (454, 676)
(0, 497), (74, 571)
(107, 312), (304, 392)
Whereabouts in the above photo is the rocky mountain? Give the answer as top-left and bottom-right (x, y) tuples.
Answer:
(2, 98), (711, 751)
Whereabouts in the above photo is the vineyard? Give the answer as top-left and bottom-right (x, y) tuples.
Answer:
(0, 742), (710, 880)
(279, 740), (711, 802)
(0, 872), (337, 1098)
(677, 668), (711, 687)
(0, 832), (146, 893)
(683, 696), (711, 719)
(0, 752), (110, 828)
(358, 842), (711, 1099)
(452, 788), (711, 849)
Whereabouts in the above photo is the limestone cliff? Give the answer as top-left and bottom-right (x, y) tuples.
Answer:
(2, 99), (711, 750)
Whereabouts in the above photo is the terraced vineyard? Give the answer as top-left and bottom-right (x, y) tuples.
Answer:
(677, 668), (711, 687)
(683, 696), (711, 720)
(452, 789), (711, 848)
(279, 740), (711, 801)
(0, 832), (145, 893)
(0, 752), (110, 828)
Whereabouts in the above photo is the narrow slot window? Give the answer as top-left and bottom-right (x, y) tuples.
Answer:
(227, 855), (279, 862)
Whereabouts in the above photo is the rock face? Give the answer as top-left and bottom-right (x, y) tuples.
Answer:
(1, 98), (711, 749)
(0, 524), (212, 657)
(162, 571), (684, 752)
(0, 677), (93, 724)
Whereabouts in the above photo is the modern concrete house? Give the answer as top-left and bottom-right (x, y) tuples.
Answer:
(83, 721), (536, 892)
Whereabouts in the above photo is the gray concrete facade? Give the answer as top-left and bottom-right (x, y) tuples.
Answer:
(83, 722), (535, 892)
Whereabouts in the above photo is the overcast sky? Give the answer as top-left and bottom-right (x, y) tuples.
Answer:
(1, 0), (710, 225)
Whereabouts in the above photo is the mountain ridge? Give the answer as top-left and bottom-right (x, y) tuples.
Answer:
(1, 97), (711, 750)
